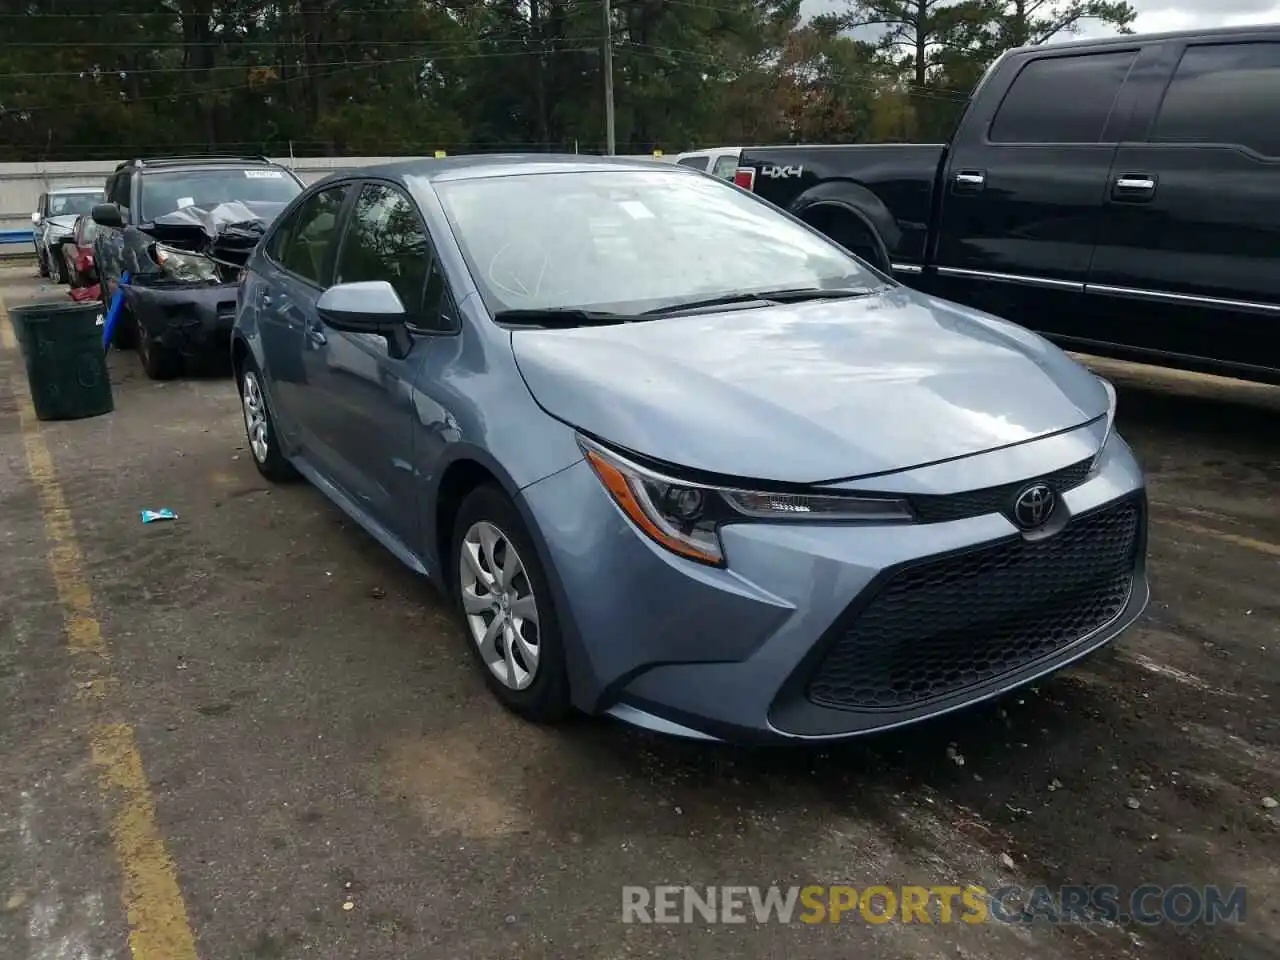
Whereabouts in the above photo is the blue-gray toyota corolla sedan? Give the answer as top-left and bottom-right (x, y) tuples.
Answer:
(230, 155), (1149, 744)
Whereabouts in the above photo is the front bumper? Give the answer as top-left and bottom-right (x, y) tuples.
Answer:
(127, 281), (239, 356)
(518, 421), (1149, 744)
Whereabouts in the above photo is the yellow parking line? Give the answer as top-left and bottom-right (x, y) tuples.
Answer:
(1157, 517), (1280, 558)
(1, 306), (200, 960)
(0, 312), (15, 351)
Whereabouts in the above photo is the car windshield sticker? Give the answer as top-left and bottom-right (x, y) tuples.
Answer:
(619, 200), (654, 220)
(176, 197), (195, 209)
(244, 170), (284, 178)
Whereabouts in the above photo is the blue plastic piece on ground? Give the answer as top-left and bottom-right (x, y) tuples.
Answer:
(140, 508), (178, 524)
(102, 270), (131, 350)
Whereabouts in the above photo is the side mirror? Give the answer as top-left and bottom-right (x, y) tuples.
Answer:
(31, 211), (40, 224)
(317, 281), (412, 357)
(91, 203), (124, 228)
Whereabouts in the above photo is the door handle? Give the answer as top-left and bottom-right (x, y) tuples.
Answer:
(952, 170), (985, 194)
(260, 292), (274, 308)
(305, 322), (327, 347)
(1112, 174), (1156, 202)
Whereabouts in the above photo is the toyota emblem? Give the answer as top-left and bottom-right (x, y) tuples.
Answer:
(1012, 482), (1056, 529)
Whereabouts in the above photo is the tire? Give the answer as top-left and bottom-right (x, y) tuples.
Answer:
(450, 484), (571, 722)
(48, 251), (64, 285)
(136, 324), (183, 380)
(238, 360), (298, 482)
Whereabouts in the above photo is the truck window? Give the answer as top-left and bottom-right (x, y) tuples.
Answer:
(989, 51), (1136, 144)
(711, 154), (739, 179)
(1152, 42), (1280, 157)
(677, 155), (709, 170)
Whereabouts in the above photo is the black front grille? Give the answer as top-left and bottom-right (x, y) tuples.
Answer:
(908, 458), (1093, 524)
(807, 497), (1141, 712)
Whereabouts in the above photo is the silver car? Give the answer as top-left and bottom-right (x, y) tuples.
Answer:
(32, 186), (103, 282)
(230, 155), (1149, 743)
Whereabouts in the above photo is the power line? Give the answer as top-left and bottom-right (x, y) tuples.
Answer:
(2, 40), (608, 79)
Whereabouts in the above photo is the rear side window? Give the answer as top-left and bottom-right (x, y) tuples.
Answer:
(1152, 42), (1280, 157)
(989, 51), (1136, 144)
(677, 155), (709, 169)
(269, 185), (350, 285)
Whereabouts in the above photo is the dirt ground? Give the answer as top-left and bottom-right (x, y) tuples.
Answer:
(0, 262), (1277, 960)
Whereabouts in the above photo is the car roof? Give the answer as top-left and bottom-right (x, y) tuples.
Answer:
(310, 153), (683, 188)
(1007, 23), (1277, 55)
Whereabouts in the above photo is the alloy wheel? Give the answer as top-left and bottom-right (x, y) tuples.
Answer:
(241, 371), (271, 464)
(459, 521), (541, 690)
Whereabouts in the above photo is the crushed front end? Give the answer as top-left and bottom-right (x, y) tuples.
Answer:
(125, 201), (269, 358)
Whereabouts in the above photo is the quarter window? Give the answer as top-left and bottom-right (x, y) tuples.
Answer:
(334, 182), (433, 316)
(270, 185), (350, 285)
(989, 51), (1136, 144)
(677, 155), (709, 170)
(1152, 42), (1280, 157)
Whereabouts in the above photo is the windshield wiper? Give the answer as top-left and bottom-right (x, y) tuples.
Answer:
(493, 308), (638, 328)
(641, 286), (883, 316)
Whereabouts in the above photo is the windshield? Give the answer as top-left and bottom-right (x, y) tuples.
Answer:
(433, 169), (882, 316)
(49, 192), (100, 217)
(140, 168), (302, 220)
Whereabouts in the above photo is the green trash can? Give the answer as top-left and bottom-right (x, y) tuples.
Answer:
(9, 300), (113, 421)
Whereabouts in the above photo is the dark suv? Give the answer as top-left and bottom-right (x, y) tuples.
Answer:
(92, 155), (304, 379)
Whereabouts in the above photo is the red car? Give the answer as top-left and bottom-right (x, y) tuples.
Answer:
(58, 214), (99, 289)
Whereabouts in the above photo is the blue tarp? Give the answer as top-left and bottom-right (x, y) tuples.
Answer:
(0, 229), (34, 244)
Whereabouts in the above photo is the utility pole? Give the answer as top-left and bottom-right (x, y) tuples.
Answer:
(602, 0), (616, 155)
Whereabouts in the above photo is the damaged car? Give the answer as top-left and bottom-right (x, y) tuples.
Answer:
(92, 155), (304, 379)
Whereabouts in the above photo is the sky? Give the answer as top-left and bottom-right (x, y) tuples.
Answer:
(800, 0), (1280, 39)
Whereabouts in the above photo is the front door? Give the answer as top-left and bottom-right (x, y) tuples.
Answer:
(296, 180), (437, 550)
(929, 46), (1143, 336)
(1086, 37), (1280, 371)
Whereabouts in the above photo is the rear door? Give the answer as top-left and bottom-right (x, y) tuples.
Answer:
(931, 45), (1147, 334)
(1085, 36), (1280, 371)
(254, 182), (354, 452)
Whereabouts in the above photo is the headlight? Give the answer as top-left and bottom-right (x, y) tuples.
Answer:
(1089, 375), (1117, 474)
(152, 243), (218, 283)
(578, 436), (913, 566)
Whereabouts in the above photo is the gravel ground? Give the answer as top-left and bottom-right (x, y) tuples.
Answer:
(1, 264), (1277, 960)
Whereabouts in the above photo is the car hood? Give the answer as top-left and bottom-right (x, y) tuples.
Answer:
(509, 288), (1110, 484)
(44, 215), (78, 232)
(147, 200), (286, 242)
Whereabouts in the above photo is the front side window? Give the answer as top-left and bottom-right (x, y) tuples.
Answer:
(1152, 42), (1280, 156)
(433, 168), (881, 316)
(334, 182), (433, 316)
(271, 185), (350, 285)
(139, 167), (302, 220)
(989, 51), (1136, 144)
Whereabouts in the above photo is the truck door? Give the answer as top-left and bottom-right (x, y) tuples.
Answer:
(930, 46), (1144, 337)
(1085, 36), (1280, 373)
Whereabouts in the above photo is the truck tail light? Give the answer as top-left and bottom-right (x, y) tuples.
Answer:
(733, 167), (756, 191)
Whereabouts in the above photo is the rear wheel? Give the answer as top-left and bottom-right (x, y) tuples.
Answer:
(239, 360), (298, 482)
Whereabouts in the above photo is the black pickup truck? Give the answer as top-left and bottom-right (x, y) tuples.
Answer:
(734, 25), (1280, 384)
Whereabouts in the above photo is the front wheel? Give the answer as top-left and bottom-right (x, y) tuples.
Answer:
(451, 485), (571, 722)
(137, 326), (182, 380)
